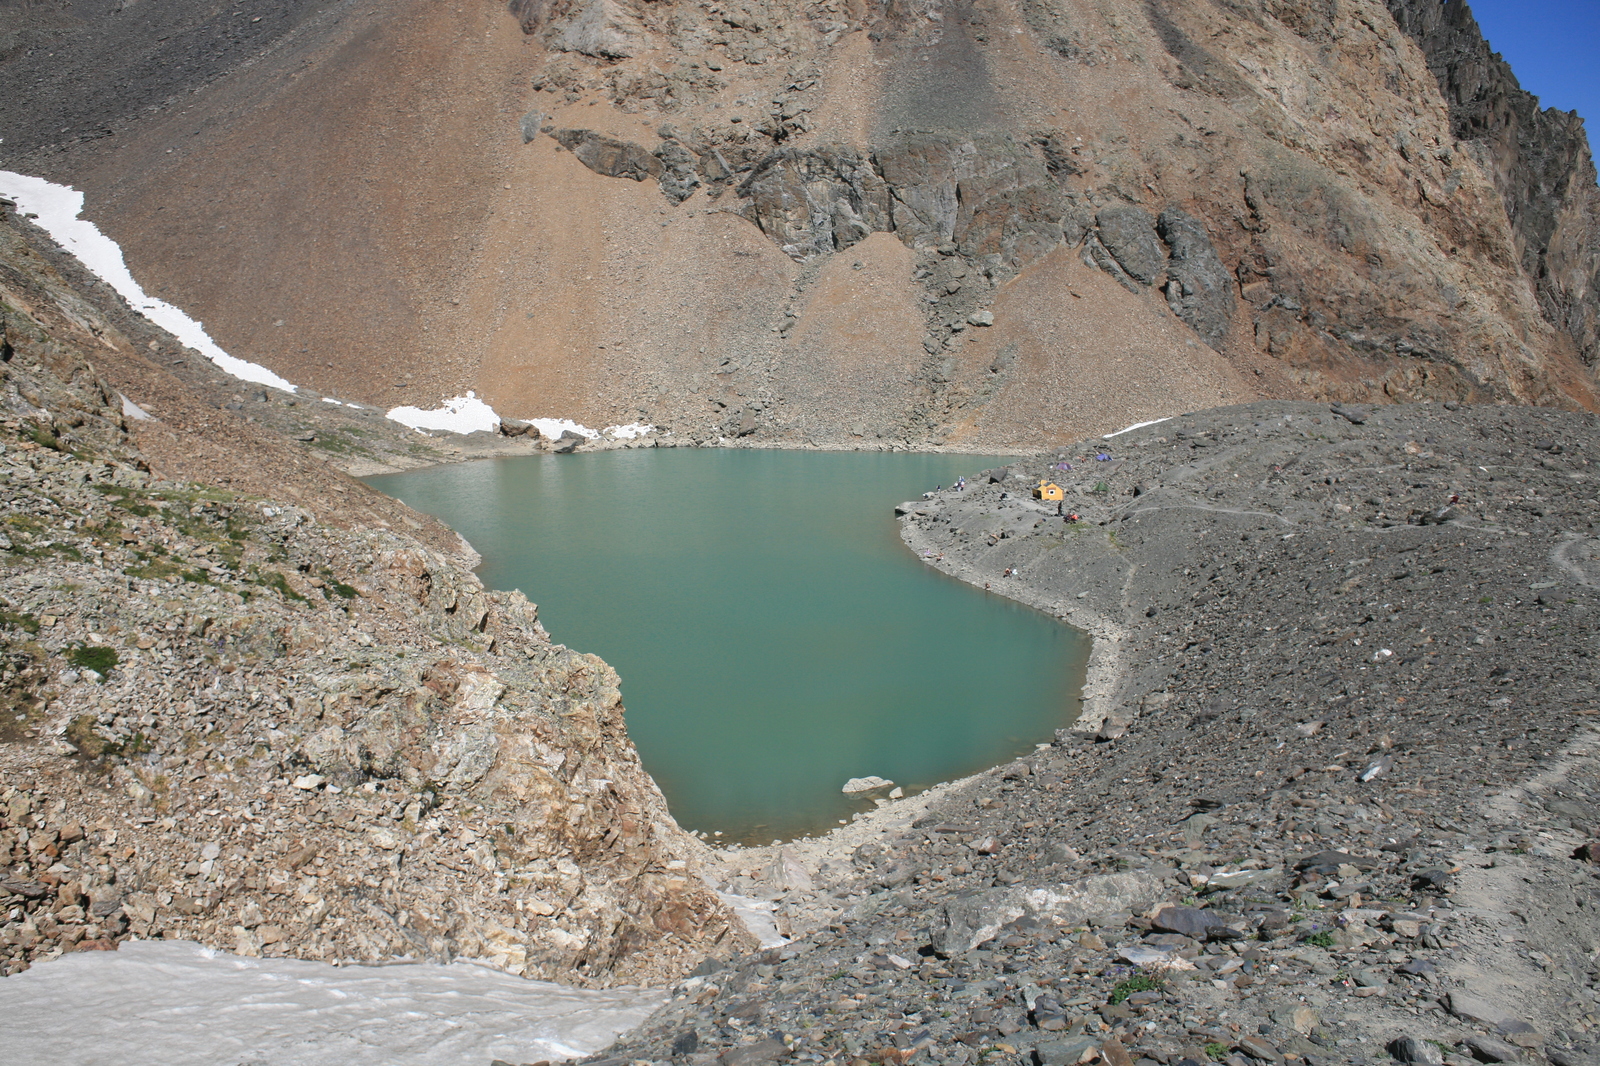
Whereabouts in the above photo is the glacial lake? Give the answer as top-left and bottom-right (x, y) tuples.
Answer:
(367, 450), (1089, 843)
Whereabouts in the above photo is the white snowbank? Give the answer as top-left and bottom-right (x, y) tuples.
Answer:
(0, 940), (666, 1066)
(0, 171), (298, 394)
(386, 391), (501, 434)
(1103, 417), (1172, 438)
(530, 417), (601, 440)
(717, 892), (788, 949)
(119, 394), (153, 422)
(604, 422), (656, 440)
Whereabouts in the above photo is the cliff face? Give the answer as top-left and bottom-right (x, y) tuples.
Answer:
(1, 0), (1596, 448)
(0, 206), (751, 984)
(1387, 0), (1600, 374)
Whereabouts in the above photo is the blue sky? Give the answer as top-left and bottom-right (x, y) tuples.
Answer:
(1465, 0), (1599, 124)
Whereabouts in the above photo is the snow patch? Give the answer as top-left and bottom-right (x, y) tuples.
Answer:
(0, 939), (665, 1066)
(604, 422), (655, 440)
(529, 417), (601, 440)
(386, 392), (501, 434)
(119, 395), (153, 422)
(0, 171), (298, 394)
(717, 891), (788, 948)
(1103, 417), (1172, 439)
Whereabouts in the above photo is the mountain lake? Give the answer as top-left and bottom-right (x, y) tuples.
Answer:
(366, 449), (1089, 843)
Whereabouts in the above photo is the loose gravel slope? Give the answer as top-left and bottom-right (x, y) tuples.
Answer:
(600, 401), (1600, 1066)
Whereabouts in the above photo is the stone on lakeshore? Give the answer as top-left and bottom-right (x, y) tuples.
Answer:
(1150, 905), (1224, 939)
(842, 776), (893, 793)
(1036, 1036), (1101, 1066)
(765, 850), (813, 893)
(1464, 1036), (1521, 1062)
(1237, 1036), (1282, 1062)
(931, 872), (1165, 954)
(1295, 850), (1376, 873)
(1388, 1038), (1444, 1065)
(1270, 1006), (1319, 1035)
(1497, 1022), (1542, 1049)
(1205, 869), (1278, 891)
(1096, 718), (1128, 742)
(719, 1037), (789, 1066)
(1119, 944), (1183, 967)
(1102, 1037), (1136, 1066)
(1546, 1049), (1599, 1066)
(1448, 991), (1508, 1027)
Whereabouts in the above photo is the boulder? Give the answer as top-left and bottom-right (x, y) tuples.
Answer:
(931, 872), (1166, 955)
(1464, 1036), (1522, 1062)
(1387, 1038), (1444, 1065)
(551, 129), (662, 182)
(720, 1038), (789, 1066)
(654, 139), (702, 204)
(764, 850), (814, 893)
(1448, 991), (1508, 1027)
(1149, 905), (1225, 939)
(1035, 1036), (1101, 1066)
(547, 0), (644, 58)
(1237, 1036), (1282, 1062)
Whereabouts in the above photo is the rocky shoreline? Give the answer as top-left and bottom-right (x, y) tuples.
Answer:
(597, 401), (1599, 1066)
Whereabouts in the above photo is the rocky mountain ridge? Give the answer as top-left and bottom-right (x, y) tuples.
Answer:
(1386, 0), (1600, 374)
(1, 0), (1595, 446)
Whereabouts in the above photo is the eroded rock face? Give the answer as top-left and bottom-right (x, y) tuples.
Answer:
(551, 124), (1237, 359)
(1157, 208), (1236, 347)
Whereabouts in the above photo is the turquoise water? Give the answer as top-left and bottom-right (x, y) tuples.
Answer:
(367, 450), (1088, 843)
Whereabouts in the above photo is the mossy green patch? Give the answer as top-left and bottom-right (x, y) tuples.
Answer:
(66, 644), (119, 675)
(1108, 973), (1163, 1004)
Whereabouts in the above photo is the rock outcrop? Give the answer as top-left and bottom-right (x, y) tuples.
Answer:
(1388, 0), (1600, 371)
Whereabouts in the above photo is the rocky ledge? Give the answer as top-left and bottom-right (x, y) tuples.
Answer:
(595, 401), (1598, 1066)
